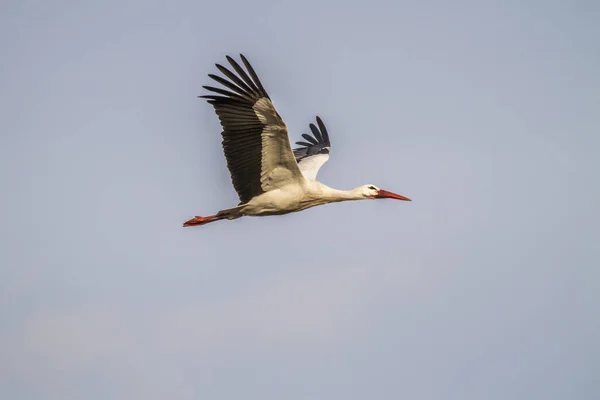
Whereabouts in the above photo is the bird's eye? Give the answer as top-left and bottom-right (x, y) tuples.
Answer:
(368, 186), (376, 190)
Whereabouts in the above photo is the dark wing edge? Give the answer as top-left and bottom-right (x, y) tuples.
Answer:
(199, 54), (271, 204)
(292, 116), (332, 162)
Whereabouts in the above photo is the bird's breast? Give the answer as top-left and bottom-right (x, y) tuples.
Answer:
(242, 184), (308, 216)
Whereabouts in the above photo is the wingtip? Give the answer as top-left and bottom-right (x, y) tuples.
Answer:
(316, 116), (330, 144)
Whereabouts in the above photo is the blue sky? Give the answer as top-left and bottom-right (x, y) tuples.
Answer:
(1, 0), (599, 399)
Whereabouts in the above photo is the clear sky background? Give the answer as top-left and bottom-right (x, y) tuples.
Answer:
(1, 0), (599, 399)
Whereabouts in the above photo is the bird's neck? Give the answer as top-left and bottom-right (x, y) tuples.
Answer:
(319, 185), (364, 202)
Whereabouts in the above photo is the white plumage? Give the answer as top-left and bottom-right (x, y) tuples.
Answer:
(297, 153), (330, 181)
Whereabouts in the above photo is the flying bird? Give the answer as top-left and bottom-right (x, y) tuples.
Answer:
(183, 54), (411, 227)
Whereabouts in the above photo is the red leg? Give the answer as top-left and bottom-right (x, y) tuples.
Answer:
(182, 214), (224, 227)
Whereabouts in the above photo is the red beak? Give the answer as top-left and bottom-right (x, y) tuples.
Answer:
(376, 189), (412, 201)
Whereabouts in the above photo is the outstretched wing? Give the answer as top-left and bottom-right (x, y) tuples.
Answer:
(292, 116), (331, 180)
(200, 54), (304, 204)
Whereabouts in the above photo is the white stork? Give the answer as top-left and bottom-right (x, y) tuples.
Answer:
(183, 54), (411, 227)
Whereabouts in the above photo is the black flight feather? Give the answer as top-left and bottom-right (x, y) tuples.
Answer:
(293, 116), (332, 163)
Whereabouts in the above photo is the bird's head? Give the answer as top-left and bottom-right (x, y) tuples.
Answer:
(359, 184), (412, 201)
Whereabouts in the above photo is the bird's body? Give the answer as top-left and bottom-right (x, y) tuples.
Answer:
(183, 54), (410, 227)
(240, 181), (373, 216)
